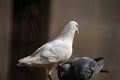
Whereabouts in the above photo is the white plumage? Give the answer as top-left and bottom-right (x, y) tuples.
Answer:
(17, 21), (79, 80)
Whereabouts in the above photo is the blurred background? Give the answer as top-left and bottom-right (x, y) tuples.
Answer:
(0, 0), (120, 80)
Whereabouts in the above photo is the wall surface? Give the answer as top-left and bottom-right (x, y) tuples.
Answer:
(9, 0), (50, 80)
(0, 0), (12, 80)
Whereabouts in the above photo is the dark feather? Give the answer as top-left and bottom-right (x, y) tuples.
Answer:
(16, 63), (30, 67)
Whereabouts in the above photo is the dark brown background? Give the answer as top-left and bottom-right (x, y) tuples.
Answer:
(0, 0), (120, 80)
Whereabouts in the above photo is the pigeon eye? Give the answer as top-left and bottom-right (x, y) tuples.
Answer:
(76, 24), (79, 28)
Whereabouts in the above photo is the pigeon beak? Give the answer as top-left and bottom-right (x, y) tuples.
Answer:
(76, 28), (79, 35)
(76, 24), (79, 35)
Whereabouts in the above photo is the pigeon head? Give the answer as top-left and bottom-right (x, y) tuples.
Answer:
(57, 63), (72, 80)
(67, 21), (79, 34)
(59, 21), (79, 40)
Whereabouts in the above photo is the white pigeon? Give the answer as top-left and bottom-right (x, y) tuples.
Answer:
(17, 21), (79, 80)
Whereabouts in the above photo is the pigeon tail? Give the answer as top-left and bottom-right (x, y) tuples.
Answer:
(18, 56), (39, 63)
(94, 57), (104, 74)
(16, 63), (31, 67)
(94, 57), (104, 66)
(94, 57), (104, 61)
(100, 69), (109, 73)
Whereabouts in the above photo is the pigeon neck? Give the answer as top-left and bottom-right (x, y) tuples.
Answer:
(59, 28), (76, 42)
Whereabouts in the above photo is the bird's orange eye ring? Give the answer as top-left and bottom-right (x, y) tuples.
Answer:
(56, 63), (63, 70)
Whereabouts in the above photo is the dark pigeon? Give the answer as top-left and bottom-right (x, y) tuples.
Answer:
(57, 57), (109, 80)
